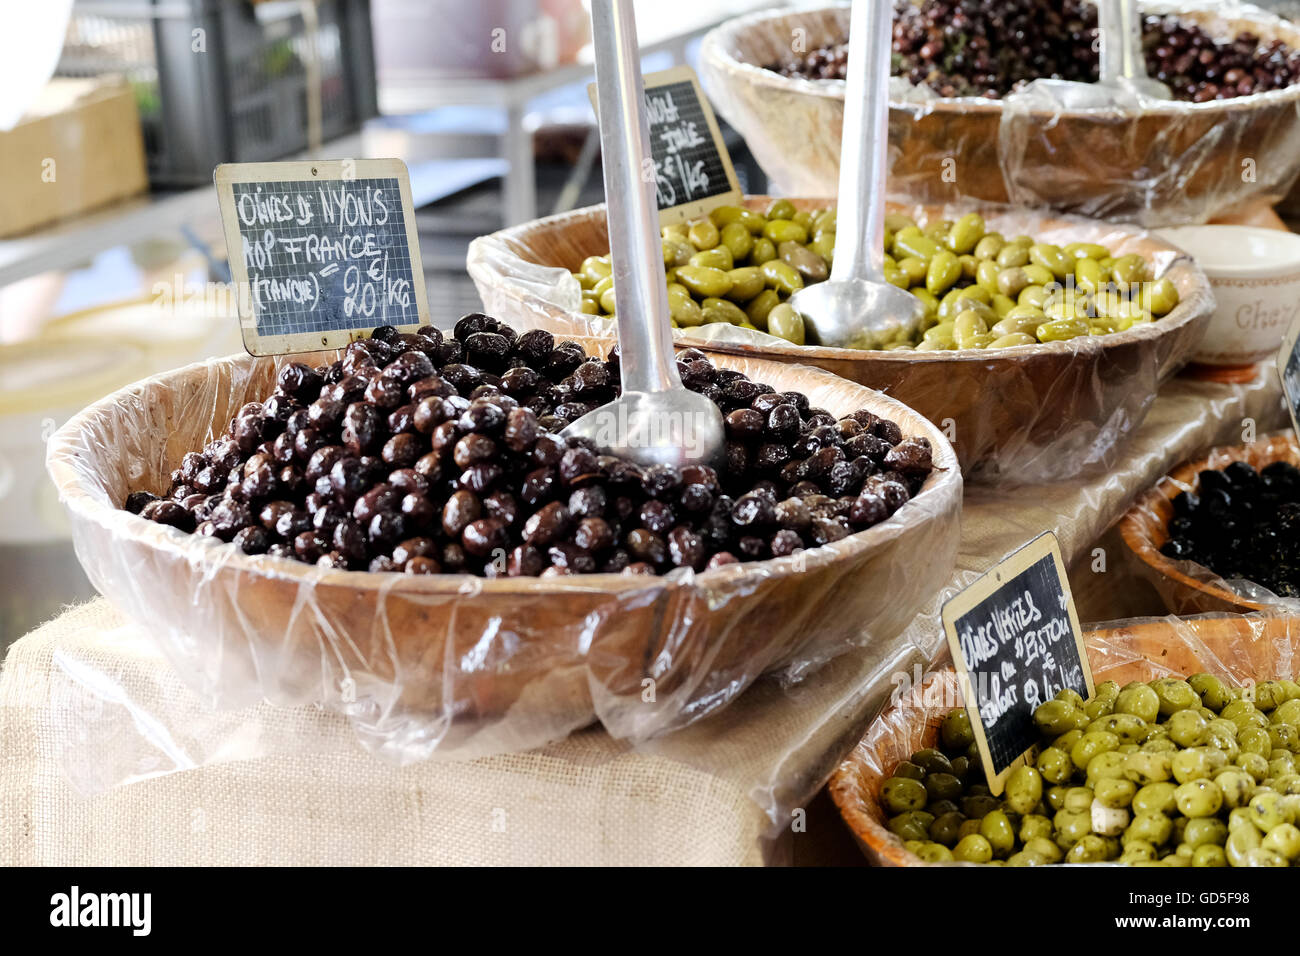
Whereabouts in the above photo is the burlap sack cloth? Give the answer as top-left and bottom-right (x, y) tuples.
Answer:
(0, 371), (1287, 866)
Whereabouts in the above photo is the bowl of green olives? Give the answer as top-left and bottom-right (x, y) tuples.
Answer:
(829, 614), (1300, 866)
(467, 197), (1213, 481)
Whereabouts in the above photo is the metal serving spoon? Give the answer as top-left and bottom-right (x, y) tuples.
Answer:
(562, 0), (725, 470)
(1097, 0), (1172, 100)
(787, 0), (924, 350)
(1032, 0), (1172, 107)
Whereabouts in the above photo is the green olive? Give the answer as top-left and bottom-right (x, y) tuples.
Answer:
(667, 288), (704, 327)
(1072, 730), (1120, 769)
(1111, 253), (1150, 287)
(766, 303), (804, 345)
(926, 251), (963, 296)
(974, 234), (1006, 260)
(1167, 710), (1210, 748)
(745, 288), (780, 329)
(1004, 766), (1043, 815)
(675, 265), (733, 299)
(1096, 777), (1138, 809)
(1133, 782), (1178, 816)
(725, 267), (765, 302)
(1175, 779), (1224, 818)
(688, 246), (733, 272)
(996, 244), (1030, 268)
(953, 833), (993, 863)
(580, 255), (612, 283)
(662, 238), (694, 268)
(1126, 811), (1174, 846)
(1054, 809), (1092, 847)
(759, 260), (804, 296)
(687, 218), (719, 250)
(1124, 751), (1173, 786)
(718, 221), (754, 261)
(701, 297), (747, 325)
(940, 709), (975, 752)
(765, 198), (796, 221)
(1184, 817), (1229, 848)
(1028, 244), (1069, 280)
(1151, 678), (1200, 717)
(1035, 700), (1082, 737)
(889, 810), (936, 842)
(778, 240), (828, 282)
(1116, 684), (1160, 723)
(894, 231), (943, 261)
(979, 810), (1016, 857)
(1037, 746), (1074, 785)
(762, 219), (808, 245)
(881, 776), (929, 814)
(750, 237), (777, 266)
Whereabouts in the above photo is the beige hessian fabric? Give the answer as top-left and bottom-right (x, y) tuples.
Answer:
(1, 603), (763, 866)
(0, 371), (1288, 866)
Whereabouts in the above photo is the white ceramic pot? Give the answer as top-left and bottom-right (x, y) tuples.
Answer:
(1156, 225), (1300, 367)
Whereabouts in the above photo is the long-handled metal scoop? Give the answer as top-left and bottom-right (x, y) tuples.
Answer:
(1031, 0), (1172, 107)
(1097, 0), (1172, 100)
(788, 0), (924, 350)
(562, 0), (725, 470)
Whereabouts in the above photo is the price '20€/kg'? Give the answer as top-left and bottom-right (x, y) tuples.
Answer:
(215, 159), (429, 356)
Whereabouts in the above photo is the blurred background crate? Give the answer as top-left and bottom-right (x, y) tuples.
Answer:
(55, 0), (378, 188)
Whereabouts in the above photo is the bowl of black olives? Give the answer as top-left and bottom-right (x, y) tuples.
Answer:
(1120, 431), (1300, 615)
(46, 320), (961, 738)
(700, 2), (1300, 223)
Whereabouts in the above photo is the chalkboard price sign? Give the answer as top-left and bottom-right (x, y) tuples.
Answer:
(215, 159), (430, 356)
(1276, 316), (1300, 438)
(590, 65), (742, 226)
(941, 532), (1094, 796)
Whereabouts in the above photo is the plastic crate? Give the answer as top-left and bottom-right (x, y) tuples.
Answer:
(56, 0), (377, 188)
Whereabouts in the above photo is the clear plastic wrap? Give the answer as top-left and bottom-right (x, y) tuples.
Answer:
(698, 2), (1300, 227)
(467, 198), (1215, 482)
(830, 610), (1300, 866)
(8, 366), (1280, 862)
(43, 340), (962, 767)
(1120, 428), (1300, 615)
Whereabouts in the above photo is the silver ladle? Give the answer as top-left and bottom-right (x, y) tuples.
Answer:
(563, 0), (725, 470)
(1098, 0), (1172, 101)
(1031, 0), (1172, 107)
(788, 0), (924, 350)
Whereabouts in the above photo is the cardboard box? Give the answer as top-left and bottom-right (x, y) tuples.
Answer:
(0, 78), (149, 239)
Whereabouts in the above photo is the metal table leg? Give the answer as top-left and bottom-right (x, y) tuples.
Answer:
(503, 105), (537, 225)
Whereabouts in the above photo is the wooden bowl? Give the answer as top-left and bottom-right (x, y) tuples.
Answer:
(699, 5), (1300, 225)
(1118, 430), (1300, 615)
(467, 198), (1215, 481)
(45, 339), (962, 746)
(829, 614), (1300, 866)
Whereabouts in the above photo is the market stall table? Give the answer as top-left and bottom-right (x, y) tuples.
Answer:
(0, 368), (1287, 866)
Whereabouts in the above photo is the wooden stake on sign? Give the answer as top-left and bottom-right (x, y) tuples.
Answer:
(1276, 315), (1300, 438)
(941, 531), (1094, 797)
(588, 65), (743, 227)
(214, 159), (429, 356)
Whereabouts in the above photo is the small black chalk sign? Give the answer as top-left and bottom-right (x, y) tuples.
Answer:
(1276, 317), (1300, 438)
(941, 532), (1094, 796)
(590, 65), (742, 226)
(214, 159), (429, 356)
